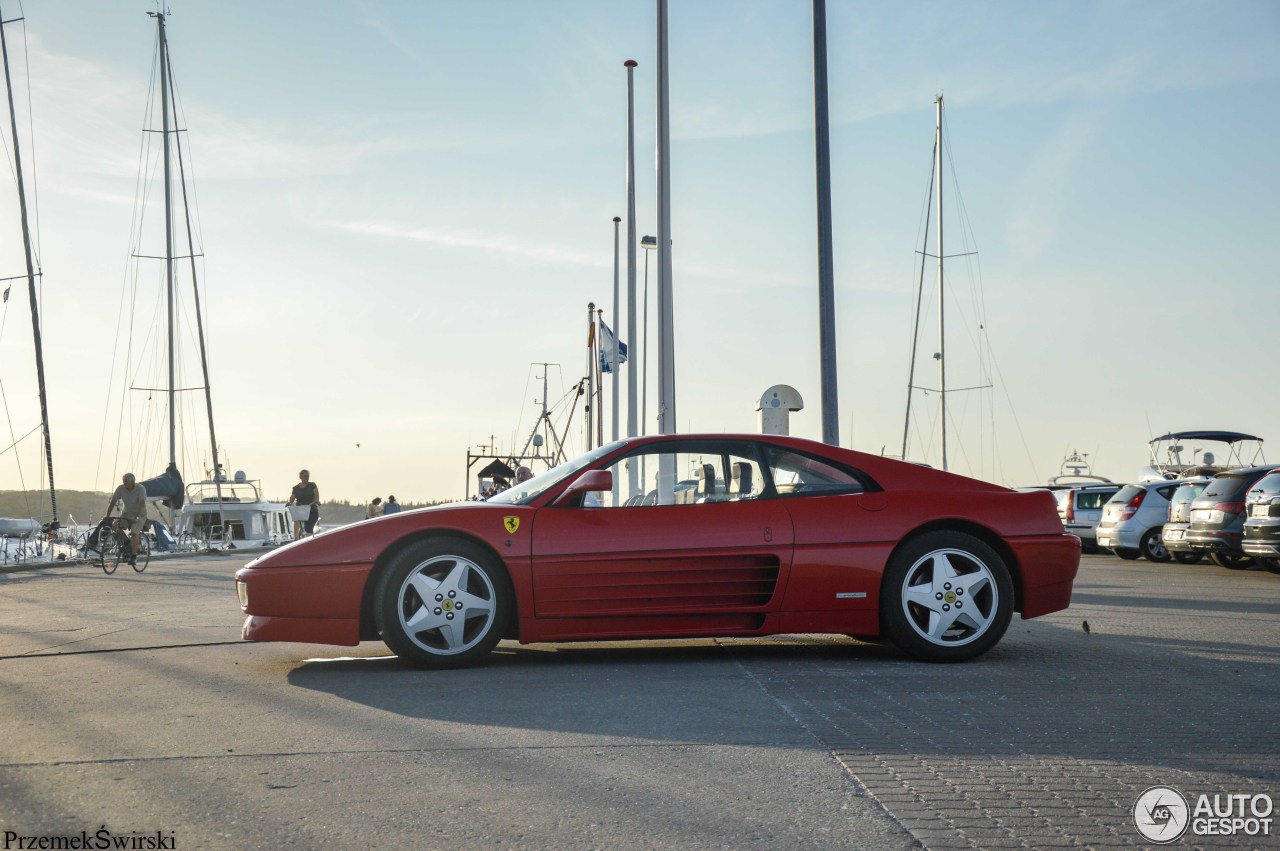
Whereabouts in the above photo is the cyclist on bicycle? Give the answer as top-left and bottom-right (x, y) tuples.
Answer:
(104, 473), (148, 567)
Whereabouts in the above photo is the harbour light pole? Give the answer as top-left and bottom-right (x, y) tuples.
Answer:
(640, 234), (656, 493)
(812, 0), (840, 446)
(624, 59), (640, 499)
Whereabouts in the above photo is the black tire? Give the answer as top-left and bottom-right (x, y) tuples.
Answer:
(1265, 558), (1280, 575)
(374, 537), (513, 669)
(1114, 548), (1141, 561)
(1172, 551), (1204, 565)
(1211, 552), (1253, 570)
(99, 535), (120, 575)
(1140, 528), (1171, 563)
(133, 536), (151, 572)
(880, 531), (1014, 663)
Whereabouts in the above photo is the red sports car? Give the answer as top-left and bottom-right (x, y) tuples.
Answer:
(235, 434), (1078, 667)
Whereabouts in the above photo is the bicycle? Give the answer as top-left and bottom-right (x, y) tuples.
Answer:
(98, 516), (151, 575)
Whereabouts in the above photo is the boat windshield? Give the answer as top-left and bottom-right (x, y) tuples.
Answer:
(486, 443), (622, 506)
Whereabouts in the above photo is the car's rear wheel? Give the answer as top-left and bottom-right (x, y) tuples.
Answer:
(881, 531), (1013, 662)
(1264, 558), (1280, 575)
(1211, 552), (1253, 570)
(375, 538), (512, 669)
(1114, 548), (1141, 560)
(1172, 552), (1204, 565)
(1140, 529), (1171, 563)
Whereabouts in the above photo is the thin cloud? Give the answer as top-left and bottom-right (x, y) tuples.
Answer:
(325, 219), (608, 269)
(1005, 107), (1106, 261)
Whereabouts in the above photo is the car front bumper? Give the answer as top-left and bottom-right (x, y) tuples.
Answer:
(236, 561), (375, 646)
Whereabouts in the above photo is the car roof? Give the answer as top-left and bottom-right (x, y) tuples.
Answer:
(1212, 465), (1278, 478)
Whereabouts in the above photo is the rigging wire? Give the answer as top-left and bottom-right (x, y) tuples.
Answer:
(97, 32), (161, 490)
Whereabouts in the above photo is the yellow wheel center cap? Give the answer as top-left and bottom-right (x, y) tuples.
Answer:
(944, 591), (957, 604)
(443, 600), (455, 612)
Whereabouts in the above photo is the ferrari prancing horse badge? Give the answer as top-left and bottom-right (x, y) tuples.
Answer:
(503, 516), (520, 534)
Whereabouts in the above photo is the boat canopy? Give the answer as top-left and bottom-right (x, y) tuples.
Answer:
(1150, 431), (1263, 444)
(140, 465), (184, 510)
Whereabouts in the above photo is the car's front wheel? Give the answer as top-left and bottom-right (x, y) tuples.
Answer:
(1140, 529), (1171, 563)
(375, 538), (513, 669)
(881, 531), (1014, 662)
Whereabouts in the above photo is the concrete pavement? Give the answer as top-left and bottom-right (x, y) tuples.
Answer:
(1, 553), (1276, 849)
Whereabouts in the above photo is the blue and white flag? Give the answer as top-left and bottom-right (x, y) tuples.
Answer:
(599, 320), (628, 374)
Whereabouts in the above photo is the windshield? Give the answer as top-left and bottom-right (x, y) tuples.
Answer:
(1108, 485), (1144, 505)
(485, 442), (622, 505)
(1171, 482), (1207, 506)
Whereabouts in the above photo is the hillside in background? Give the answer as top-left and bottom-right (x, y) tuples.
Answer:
(0, 491), (446, 528)
(0, 489), (108, 525)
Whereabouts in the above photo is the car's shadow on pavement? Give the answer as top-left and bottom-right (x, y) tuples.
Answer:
(281, 616), (1280, 783)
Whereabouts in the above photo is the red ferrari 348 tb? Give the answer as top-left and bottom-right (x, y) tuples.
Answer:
(236, 434), (1079, 668)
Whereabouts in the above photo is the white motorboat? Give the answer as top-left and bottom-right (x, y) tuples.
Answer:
(176, 472), (292, 549)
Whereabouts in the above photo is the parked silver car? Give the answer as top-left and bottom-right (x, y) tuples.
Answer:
(1242, 469), (1280, 572)
(1059, 484), (1122, 553)
(1096, 479), (1198, 562)
(1162, 479), (1211, 564)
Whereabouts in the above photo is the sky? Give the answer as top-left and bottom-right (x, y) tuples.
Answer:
(0, 0), (1277, 510)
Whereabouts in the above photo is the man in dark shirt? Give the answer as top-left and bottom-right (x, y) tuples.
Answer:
(288, 469), (320, 539)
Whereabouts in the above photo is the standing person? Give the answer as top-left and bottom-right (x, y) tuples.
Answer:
(382, 495), (402, 515)
(366, 497), (383, 519)
(287, 469), (320, 540)
(104, 473), (147, 566)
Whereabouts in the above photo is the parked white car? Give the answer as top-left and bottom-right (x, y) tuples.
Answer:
(1096, 479), (1199, 562)
(1059, 484), (1122, 553)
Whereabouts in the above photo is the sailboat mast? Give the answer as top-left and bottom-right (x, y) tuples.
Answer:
(0, 7), (57, 524)
(155, 11), (177, 469)
(935, 94), (947, 472)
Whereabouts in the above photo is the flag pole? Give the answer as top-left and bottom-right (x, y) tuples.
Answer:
(596, 308), (605, 448)
(586, 301), (596, 450)
(611, 215), (621, 445)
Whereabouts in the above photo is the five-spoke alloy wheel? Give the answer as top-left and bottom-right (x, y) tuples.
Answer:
(881, 531), (1014, 662)
(1140, 529), (1171, 563)
(375, 538), (512, 669)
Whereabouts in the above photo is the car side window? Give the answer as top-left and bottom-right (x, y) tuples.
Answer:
(593, 445), (765, 507)
(763, 446), (866, 497)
